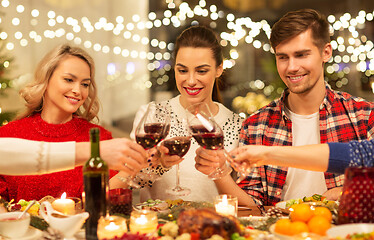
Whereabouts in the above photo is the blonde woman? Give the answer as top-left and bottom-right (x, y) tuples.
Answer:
(0, 44), (146, 201)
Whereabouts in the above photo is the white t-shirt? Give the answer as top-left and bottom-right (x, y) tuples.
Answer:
(130, 95), (243, 202)
(281, 108), (327, 201)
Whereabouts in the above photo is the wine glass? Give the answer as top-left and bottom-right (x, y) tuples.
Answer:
(186, 102), (232, 180)
(227, 155), (253, 183)
(164, 122), (192, 196)
(135, 102), (170, 180)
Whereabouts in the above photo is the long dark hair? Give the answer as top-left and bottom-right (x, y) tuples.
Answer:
(173, 25), (223, 103)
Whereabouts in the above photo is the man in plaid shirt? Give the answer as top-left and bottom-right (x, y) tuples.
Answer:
(237, 9), (374, 206)
(195, 9), (374, 207)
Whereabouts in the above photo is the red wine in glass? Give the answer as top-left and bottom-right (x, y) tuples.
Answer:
(144, 123), (164, 133)
(192, 132), (224, 150)
(186, 102), (232, 180)
(144, 123), (170, 140)
(163, 137), (191, 157)
(134, 102), (171, 182)
(164, 136), (192, 196)
(135, 133), (163, 150)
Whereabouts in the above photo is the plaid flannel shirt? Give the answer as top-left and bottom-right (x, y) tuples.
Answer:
(239, 83), (374, 206)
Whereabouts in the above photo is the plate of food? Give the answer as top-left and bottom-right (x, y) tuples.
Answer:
(276, 194), (338, 211)
(269, 223), (324, 240)
(327, 223), (374, 239)
(134, 199), (187, 214)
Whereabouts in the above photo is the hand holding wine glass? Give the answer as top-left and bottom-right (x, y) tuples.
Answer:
(134, 102), (170, 180)
(186, 102), (232, 180)
(164, 132), (192, 196)
(228, 145), (276, 183)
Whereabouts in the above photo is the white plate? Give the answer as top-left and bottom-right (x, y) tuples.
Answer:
(275, 200), (338, 210)
(327, 223), (374, 238)
(269, 224), (322, 240)
(2, 227), (43, 240)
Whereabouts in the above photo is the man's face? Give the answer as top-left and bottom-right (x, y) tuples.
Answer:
(274, 29), (332, 95)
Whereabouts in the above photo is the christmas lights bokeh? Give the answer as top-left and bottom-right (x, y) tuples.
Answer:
(0, 0), (373, 116)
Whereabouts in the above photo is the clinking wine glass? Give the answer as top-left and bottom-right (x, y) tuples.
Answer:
(186, 102), (232, 180)
(226, 153), (254, 183)
(135, 102), (170, 181)
(164, 123), (192, 196)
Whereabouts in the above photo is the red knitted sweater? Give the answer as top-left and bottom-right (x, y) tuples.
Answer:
(0, 113), (113, 201)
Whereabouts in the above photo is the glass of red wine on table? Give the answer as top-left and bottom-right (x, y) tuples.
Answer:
(135, 102), (170, 181)
(186, 102), (232, 180)
(164, 121), (192, 196)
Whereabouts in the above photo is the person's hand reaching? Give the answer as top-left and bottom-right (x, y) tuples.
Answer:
(101, 138), (147, 176)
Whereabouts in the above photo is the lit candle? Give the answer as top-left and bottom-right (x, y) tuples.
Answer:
(52, 192), (75, 215)
(97, 216), (127, 240)
(214, 194), (237, 217)
(129, 210), (158, 234)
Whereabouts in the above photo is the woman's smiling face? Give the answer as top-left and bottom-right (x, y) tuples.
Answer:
(42, 55), (91, 123)
(174, 47), (223, 109)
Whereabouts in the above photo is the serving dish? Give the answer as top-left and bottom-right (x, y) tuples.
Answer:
(327, 223), (374, 238)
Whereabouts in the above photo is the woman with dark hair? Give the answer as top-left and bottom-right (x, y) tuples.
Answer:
(111, 25), (243, 202)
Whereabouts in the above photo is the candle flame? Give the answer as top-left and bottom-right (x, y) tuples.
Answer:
(105, 222), (120, 231)
(222, 194), (228, 205)
(135, 215), (148, 225)
(61, 192), (67, 199)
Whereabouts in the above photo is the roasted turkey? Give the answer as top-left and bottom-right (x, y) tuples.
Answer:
(177, 208), (241, 239)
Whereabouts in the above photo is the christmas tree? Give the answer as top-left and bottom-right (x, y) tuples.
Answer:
(0, 30), (16, 126)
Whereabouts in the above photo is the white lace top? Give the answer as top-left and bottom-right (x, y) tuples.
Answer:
(130, 95), (243, 202)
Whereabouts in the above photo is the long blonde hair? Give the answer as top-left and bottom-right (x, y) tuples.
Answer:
(17, 44), (99, 122)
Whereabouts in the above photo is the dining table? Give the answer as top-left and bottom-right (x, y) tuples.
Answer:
(237, 205), (272, 217)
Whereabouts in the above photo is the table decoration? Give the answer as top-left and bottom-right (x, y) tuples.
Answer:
(109, 188), (132, 216)
(39, 201), (89, 238)
(130, 209), (158, 234)
(338, 167), (374, 223)
(51, 192), (75, 215)
(101, 232), (158, 240)
(97, 215), (128, 239)
(327, 223), (374, 239)
(68, 197), (83, 213)
(214, 194), (238, 217)
(0, 211), (30, 238)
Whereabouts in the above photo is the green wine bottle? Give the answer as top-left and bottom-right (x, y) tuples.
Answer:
(83, 128), (109, 240)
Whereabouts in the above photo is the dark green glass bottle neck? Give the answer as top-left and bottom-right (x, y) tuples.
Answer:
(90, 128), (100, 158)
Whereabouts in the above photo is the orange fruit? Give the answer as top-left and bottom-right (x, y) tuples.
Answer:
(313, 207), (332, 222)
(289, 221), (309, 236)
(307, 215), (331, 236)
(290, 204), (313, 223)
(274, 218), (292, 236)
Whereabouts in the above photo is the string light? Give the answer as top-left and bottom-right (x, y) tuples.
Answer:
(1, 1), (373, 91)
